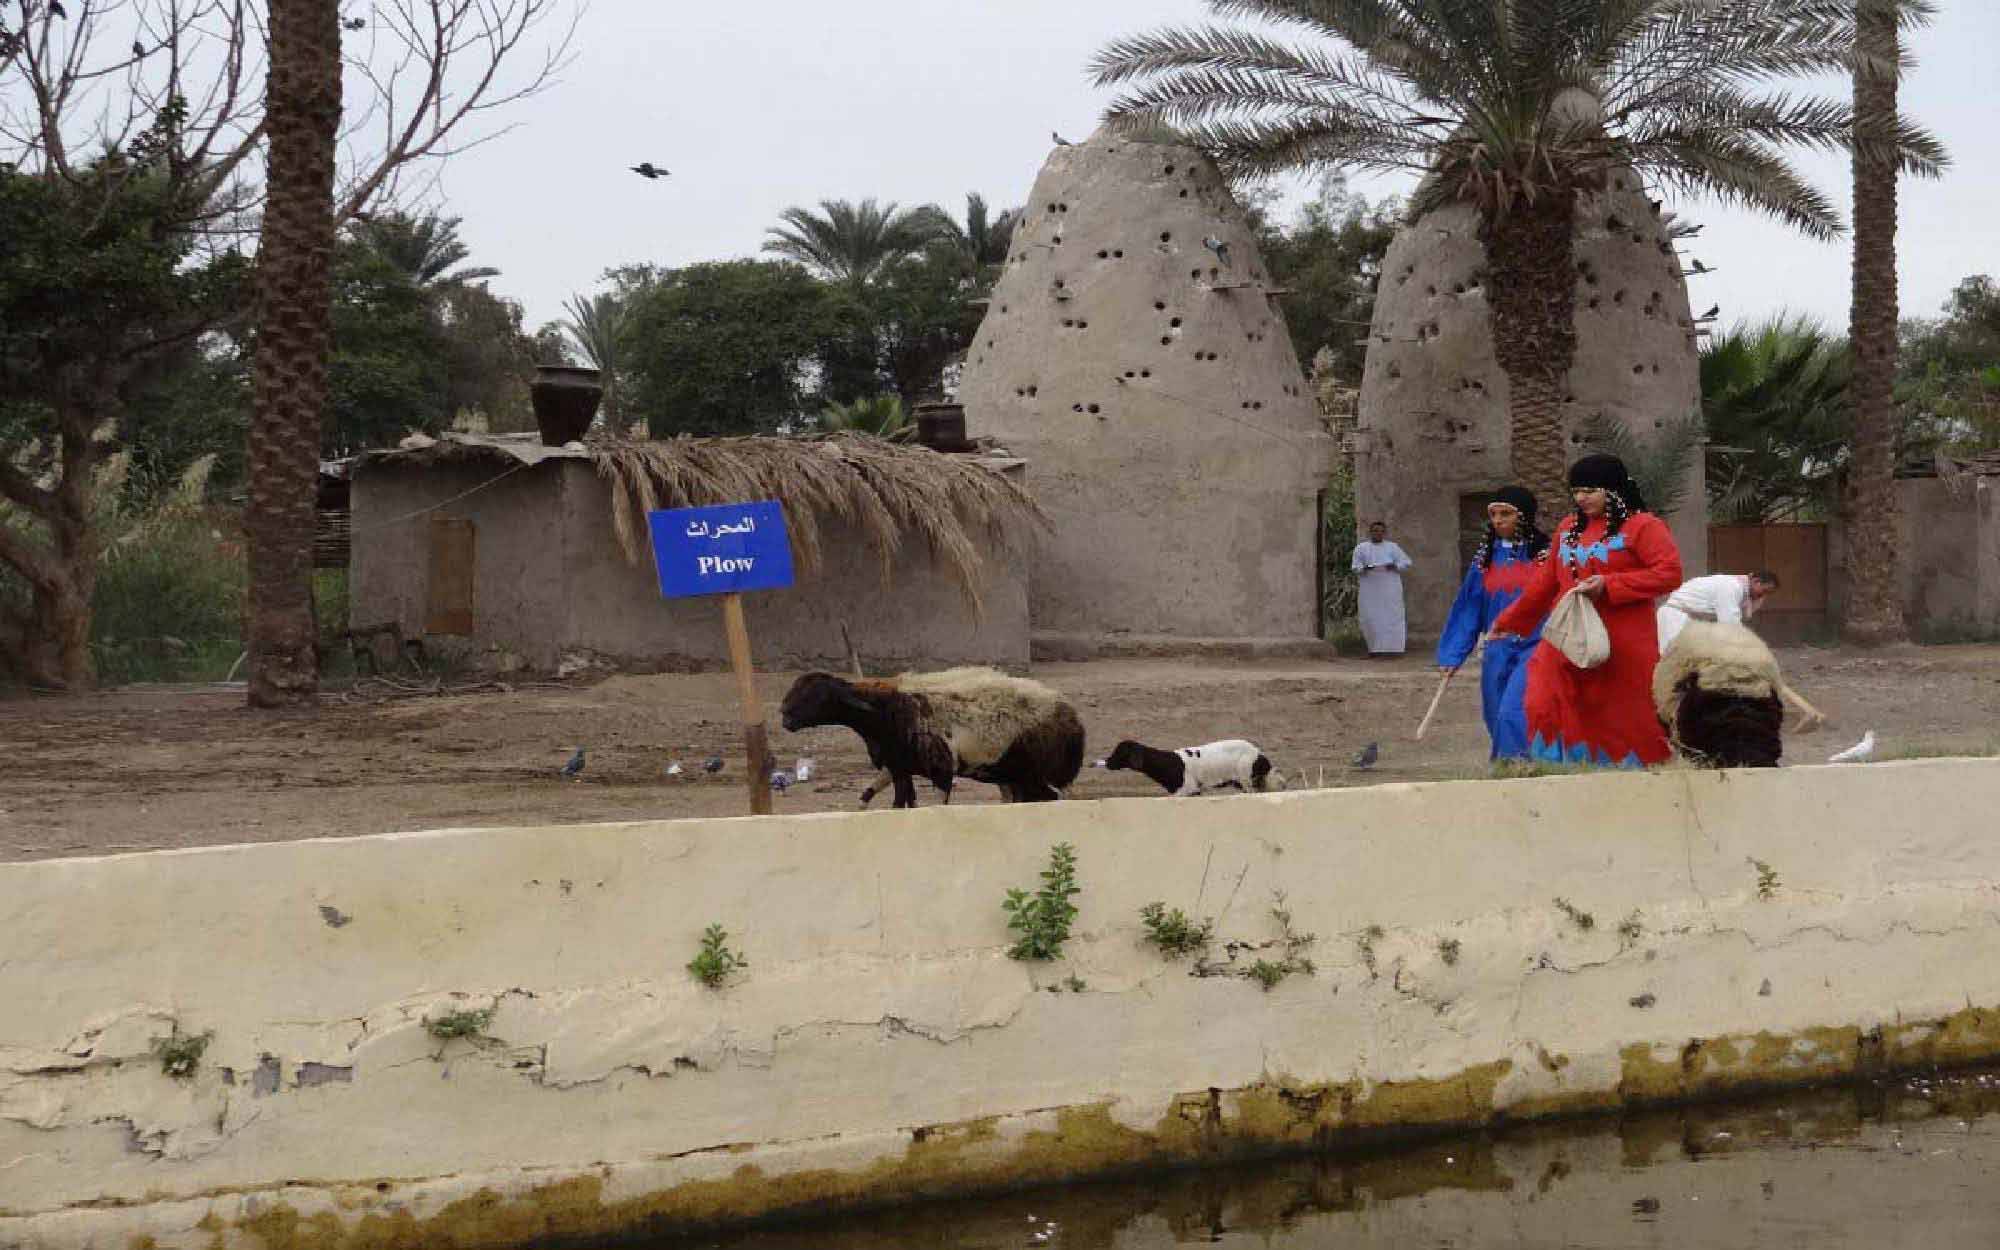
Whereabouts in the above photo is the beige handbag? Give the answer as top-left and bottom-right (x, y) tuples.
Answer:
(1543, 587), (1611, 669)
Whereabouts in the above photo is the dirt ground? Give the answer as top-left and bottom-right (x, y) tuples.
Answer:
(10, 645), (2000, 863)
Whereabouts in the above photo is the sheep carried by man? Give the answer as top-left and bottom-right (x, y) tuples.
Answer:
(1652, 619), (1825, 768)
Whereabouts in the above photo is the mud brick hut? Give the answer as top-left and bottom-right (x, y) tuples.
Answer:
(958, 129), (1335, 647)
(348, 432), (1040, 672)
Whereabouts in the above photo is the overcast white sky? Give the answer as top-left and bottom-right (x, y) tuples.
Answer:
(437, 1), (2000, 338)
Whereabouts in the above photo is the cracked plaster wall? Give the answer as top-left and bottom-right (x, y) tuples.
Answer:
(4, 760), (2000, 1247)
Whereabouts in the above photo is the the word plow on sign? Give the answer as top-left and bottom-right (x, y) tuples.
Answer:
(647, 500), (796, 815)
(647, 500), (796, 598)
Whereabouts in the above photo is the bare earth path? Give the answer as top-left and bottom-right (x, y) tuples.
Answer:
(9, 646), (2000, 862)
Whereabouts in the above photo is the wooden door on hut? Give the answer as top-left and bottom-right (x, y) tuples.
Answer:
(1707, 523), (1828, 642)
(426, 517), (476, 636)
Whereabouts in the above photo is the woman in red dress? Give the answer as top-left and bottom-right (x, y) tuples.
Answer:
(1490, 454), (1684, 767)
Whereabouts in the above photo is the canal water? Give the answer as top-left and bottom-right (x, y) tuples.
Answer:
(666, 1069), (2000, 1249)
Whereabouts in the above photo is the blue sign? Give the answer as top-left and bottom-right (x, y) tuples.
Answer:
(648, 500), (795, 598)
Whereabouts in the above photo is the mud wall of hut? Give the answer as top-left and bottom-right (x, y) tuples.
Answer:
(350, 459), (1029, 672)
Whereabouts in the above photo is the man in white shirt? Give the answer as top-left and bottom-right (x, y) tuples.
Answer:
(1657, 570), (1779, 652)
(1351, 520), (1414, 656)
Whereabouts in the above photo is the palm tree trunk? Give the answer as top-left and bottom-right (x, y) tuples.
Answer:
(1842, 0), (1907, 646)
(245, 0), (341, 707)
(1483, 185), (1581, 522)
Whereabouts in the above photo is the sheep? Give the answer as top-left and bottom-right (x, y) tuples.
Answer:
(1101, 738), (1285, 796)
(1651, 620), (1825, 768)
(779, 667), (1085, 809)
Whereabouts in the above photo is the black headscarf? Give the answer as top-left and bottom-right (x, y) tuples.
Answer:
(1563, 453), (1648, 550)
(1476, 484), (1550, 568)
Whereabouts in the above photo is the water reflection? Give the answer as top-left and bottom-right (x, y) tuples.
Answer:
(661, 1069), (2000, 1250)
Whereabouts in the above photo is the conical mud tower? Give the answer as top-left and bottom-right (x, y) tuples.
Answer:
(1355, 177), (1707, 637)
(959, 130), (1332, 643)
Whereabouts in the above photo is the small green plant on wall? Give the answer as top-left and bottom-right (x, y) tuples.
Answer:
(423, 1005), (496, 1042)
(688, 923), (748, 988)
(151, 1029), (213, 1079)
(1139, 901), (1214, 960)
(1003, 842), (1080, 961)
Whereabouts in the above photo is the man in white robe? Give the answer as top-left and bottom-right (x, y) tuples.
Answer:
(1351, 521), (1414, 656)
(1657, 571), (1779, 651)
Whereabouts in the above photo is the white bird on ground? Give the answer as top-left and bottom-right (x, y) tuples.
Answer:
(666, 761), (684, 777)
(795, 756), (816, 782)
(1827, 731), (1876, 764)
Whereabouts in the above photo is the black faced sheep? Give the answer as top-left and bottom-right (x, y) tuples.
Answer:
(1101, 739), (1284, 796)
(1652, 620), (1825, 768)
(779, 667), (1085, 808)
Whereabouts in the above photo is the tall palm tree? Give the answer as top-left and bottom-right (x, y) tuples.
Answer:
(561, 290), (628, 423)
(1843, 0), (1939, 645)
(244, 0), (341, 708)
(762, 198), (949, 285)
(1092, 0), (1946, 517)
(348, 211), (500, 291)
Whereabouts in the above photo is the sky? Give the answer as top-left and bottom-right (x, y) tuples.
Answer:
(435, 1), (2000, 338)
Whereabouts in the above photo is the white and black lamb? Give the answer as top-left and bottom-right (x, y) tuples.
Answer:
(779, 667), (1085, 808)
(1102, 738), (1285, 796)
(1652, 619), (1825, 768)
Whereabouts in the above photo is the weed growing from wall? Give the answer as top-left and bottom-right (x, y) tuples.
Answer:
(150, 1029), (213, 1079)
(1139, 902), (1214, 960)
(1003, 843), (1080, 961)
(688, 924), (748, 988)
(1749, 859), (1781, 900)
(1436, 937), (1462, 967)
(424, 1006), (496, 1041)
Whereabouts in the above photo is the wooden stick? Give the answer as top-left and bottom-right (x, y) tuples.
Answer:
(722, 593), (773, 815)
(1414, 667), (1457, 741)
(840, 619), (865, 679)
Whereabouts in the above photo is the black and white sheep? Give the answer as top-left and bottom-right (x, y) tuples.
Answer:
(1651, 619), (1825, 768)
(1101, 738), (1284, 796)
(779, 667), (1085, 808)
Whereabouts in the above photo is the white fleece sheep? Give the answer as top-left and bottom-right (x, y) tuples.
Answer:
(1651, 620), (1822, 729)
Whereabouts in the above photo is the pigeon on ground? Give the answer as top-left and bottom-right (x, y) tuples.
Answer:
(1827, 731), (1876, 764)
(1051, 131), (1073, 146)
(794, 756), (816, 782)
(1090, 758), (1108, 769)
(629, 162), (669, 179)
(1202, 235), (1232, 268)
(559, 747), (586, 780)
(769, 770), (794, 794)
(1351, 742), (1379, 770)
(703, 755), (725, 774)
(666, 761), (684, 777)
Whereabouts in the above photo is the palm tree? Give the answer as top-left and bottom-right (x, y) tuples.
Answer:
(1843, 0), (1940, 645)
(937, 192), (1020, 270)
(1702, 317), (1852, 523)
(1092, 0), (1946, 518)
(244, 0), (342, 708)
(818, 394), (910, 437)
(561, 290), (628, 424)
(762, 198), (950, 286)
(348, 211), (499, 291)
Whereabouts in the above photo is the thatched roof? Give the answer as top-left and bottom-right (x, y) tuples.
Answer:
(355, 430), (1045, 613)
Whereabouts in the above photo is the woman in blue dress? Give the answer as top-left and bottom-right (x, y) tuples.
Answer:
(1435, 486), (1550, 759)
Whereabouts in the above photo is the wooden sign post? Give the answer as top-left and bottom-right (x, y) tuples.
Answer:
(647, 501), (795, 816)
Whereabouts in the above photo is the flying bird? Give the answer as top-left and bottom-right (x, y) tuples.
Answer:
(703, 755), (725, 774)
(559, 747), (586, 780)
(629, 162), (669, 179)
(1827, 731), (1876, 764)
(1351, 742), (1379, 770)
(1051, 131), (1073, 147)
(1202, 235), (1232, 268)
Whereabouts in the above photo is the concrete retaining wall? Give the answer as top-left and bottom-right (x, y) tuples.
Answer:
(6, 760), (2000, 1247)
